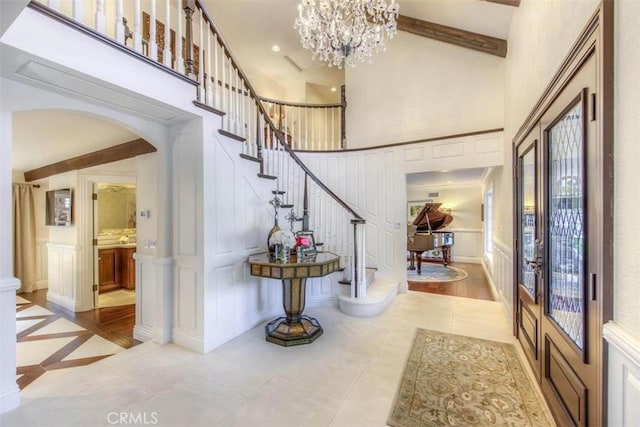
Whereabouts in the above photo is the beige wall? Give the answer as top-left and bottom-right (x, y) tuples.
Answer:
(498, 0), (600, 247)
(614, 0), (640, 338)
(345, 31), (504, 149)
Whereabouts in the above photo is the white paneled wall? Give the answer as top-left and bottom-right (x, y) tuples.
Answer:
(489, 238), (513, 319)
(35, 239), (48, 290)
(604, 322), (640, 427)
(449, 229), (483, 263)
(299, 131), (505, 286)
(134, 254), (173, 344)
(46, 243), (79, 311)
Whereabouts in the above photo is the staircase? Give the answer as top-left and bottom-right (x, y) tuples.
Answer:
(29, 0), (399, 317)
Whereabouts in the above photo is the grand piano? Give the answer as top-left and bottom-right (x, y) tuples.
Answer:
(407, 203), (455, 273)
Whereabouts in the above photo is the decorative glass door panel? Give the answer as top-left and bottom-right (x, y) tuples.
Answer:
(520, 147), (537, 298)
(546, 99), (586, 350)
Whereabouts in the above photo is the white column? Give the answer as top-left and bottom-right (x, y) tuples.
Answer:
(163, 0), (171, 66)
(133, 0), (143, 53)
(0, 110), (20, 414)
(206, 23), (213, 106)
(94, 0), (105, 33)
(213, 34), (219, 108)
(72, 0), (83, 23)
(115, 0), (124, 44)
(197, 9), (204, 102)
(176, 4), (184, 73)
(149, 0), (158, 60)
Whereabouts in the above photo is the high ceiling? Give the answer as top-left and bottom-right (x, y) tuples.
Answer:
(9, 0), (515, 175)
(204, 0), (515, 102)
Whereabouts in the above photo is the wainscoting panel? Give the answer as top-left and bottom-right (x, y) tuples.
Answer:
(490, 238), (513, 318)
(35, 240), (48, 290)
(176, 267), (198, 331)
(604, 322), (640, 427)
(404, 147), (424, 162)
(432, 141), (464, 159)
(46, 243), (78, 311)
(175, 136), (198, 257)
(299, 130), (504, 283)
(449, 229), (483, 263)
(365, 153), (379, 217)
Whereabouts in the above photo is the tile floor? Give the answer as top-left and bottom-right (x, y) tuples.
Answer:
(3, 291), (553, 427)
(15, 295), (126, 390)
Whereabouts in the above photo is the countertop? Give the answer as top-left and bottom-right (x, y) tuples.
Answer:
(97, 243), (137, 249)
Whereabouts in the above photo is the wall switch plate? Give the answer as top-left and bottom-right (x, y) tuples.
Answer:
(140, 209), (150, 218)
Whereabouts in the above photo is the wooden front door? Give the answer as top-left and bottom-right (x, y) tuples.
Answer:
(515, 125), (542, 381)
(515, 49), (604, 426)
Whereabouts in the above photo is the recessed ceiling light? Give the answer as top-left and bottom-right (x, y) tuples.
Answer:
(440, 170), (450, 173)
(330, 87), (337, 92)
(271, 45), (281, 52)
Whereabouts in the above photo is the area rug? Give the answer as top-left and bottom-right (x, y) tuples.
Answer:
(388, 329), (553, 427)
(407, 264), (468, 282)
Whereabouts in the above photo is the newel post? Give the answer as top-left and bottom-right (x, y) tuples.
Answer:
(340, 84), (347, 149)
(183, 0), (196, 79)
(350, 218), (366, 299)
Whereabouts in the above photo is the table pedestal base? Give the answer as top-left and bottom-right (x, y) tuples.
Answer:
(264, 315), (323, 346)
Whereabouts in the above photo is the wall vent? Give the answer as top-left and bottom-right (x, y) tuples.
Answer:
(428, 192), (440, 198)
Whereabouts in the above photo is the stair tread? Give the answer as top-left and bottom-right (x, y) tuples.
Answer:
(258, 173), (277, 180)
(193, 100), (225, 116)
(240, 154), (261, 163)
(218, 129), (246, 142)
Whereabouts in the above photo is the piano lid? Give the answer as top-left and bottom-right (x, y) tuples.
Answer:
(412, 203), (453, 231)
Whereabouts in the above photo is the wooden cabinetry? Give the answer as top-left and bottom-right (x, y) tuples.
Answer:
(121, 248), (136, 290)
(98, 247), (135, 293)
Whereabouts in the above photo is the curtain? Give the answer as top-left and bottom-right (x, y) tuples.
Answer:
(12, 184), (37, 293)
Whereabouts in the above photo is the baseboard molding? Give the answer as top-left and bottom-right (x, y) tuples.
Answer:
(46, 290), (78, 312)
(453, 256), (481, 264)
(172, 329), (206, 354)
(481, 258), (499, 302)
(133, 324), (155, 343)
(0, 385), (20, 414)
(35, 279), (48, 290)
(203, 310), (280, 353)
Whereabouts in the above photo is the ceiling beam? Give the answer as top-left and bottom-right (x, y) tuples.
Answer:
(24, 138), (157, 182)
(482, 0), (521, 7)
(396, 15), (508, 58)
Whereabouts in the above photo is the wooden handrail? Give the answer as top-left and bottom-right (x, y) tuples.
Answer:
(194, 0), (363, 221)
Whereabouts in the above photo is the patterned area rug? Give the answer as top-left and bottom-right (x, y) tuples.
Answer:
(407, 264), (468, 282)
(388, 329), (553, 427)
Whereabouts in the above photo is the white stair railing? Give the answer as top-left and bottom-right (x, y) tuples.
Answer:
(31, 0), (367, 297)
(259, 97), (345, 151)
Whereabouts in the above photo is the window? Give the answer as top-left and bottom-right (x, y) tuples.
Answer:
(484, 187), (493, 256)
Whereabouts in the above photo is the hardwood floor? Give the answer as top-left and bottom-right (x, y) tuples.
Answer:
(408, 261), (496, 302)
(19, 289), (141, 349)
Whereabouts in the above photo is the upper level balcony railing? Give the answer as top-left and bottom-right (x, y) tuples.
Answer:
(260, 96), (346, 152)
(30, 0), (368, 298)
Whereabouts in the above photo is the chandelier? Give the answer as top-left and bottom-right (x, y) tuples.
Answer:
(294, 0), (400, 69)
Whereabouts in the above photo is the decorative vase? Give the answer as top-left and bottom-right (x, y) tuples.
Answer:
(267, 222), (280, 260)
(276, 244), (290, 263)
